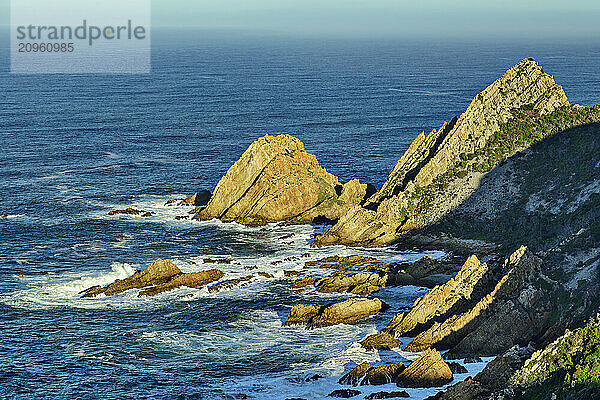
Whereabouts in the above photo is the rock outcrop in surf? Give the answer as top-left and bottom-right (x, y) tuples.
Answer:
(194, 134), (374, 226)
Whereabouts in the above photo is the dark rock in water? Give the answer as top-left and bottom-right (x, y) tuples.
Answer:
(283, 270), (303, 277)
(463, 357), (482, 364)
(396, 348), (453, 388)
(328, 389), (361, 398)
(81, 259), (223, 298)
(203, 257), (232, 264)
(304, 374), (324, 382)
(257, 272), (274, 278)
(314, 271), (385, 296)
(208, 275), (253, 293)
(175, 215), (189, 220)
(244, 265), (257, 271)
(164, 199), (178, 206)
(361, 363), (405, 385)
(365, 391), (410, 399)
(179, 190), (211, 207)
(338, 362), (371, 386)
(360, 332), (401, 351)
(448, 362), (467, 374)
(0, 214), (9, 218)
(108, 208), (152, 216)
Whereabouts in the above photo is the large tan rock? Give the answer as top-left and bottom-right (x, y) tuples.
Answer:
(314, 59), (570, 247)
(396, 348), (453, 388)
(360, 332), (401, 351)
(383, 255), (488, 336)
(81, 259), (223, 298)
(309, 298), (386, 329)
(194, 134), (369, 226)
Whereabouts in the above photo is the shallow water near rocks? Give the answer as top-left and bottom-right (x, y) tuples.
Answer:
(1, 31), (599, 399)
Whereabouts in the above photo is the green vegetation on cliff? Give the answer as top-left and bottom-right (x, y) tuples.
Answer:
(510, 312), (600, 399)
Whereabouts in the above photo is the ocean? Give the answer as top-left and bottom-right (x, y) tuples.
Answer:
(1, 30), (599, 399)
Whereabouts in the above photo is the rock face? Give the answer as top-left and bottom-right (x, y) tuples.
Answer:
(81, 259), (224, 298)
(194, 134), (371, 226)
(283, 298), (386, 329)
(313, 59), (570, 247)
(405, 247), (552, 356)
(383, 255), (489, 337)
(179, 190), (211, 207)
(396, 348), (453, 388)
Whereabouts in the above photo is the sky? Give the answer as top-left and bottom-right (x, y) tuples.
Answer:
(2, 0), (600, 40)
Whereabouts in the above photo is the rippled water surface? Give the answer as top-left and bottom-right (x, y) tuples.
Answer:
(1, 32), (599, 399)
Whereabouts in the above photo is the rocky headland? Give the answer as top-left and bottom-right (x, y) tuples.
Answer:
(98, 58), (600, 399)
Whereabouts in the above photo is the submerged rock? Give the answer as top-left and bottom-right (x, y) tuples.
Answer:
(194, 134), (371, 226)
(360, 332), (401, 351)
(328, 389), (361, 398)
(365, 391), (409, 399)
(81, 259), (223, 298)
(396, 348), (453, 388)
(283, 304), (322, 326)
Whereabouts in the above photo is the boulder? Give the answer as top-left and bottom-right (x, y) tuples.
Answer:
(396, 348), (453, 388)
(194, 134), (370, 226)
(291, 277), (316, 289)
(283, 304), (322, 326)
(81, 259), (223, 298)
(315, 272), (387, 295)
(383, 255), (488, 337)
(308, 298), (387, 329)
(360, 332), (401, 351)
(284, 298), (386, 329)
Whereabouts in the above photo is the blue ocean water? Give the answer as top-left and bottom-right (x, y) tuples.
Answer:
(1, 30), (599, 399)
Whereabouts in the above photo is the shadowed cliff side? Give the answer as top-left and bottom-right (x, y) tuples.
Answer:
(313, 58), (571, 247)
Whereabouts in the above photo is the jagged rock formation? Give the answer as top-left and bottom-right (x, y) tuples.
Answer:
(314, 272), (387, 296)
(81, 259), (224, 298)
(405, 247), (552, 356)
(194, 134), (373, 226)
(396, 348), (453, 388)
(313, 59), (570, 247)
(339, 362), (373, 385)
(283, 298), (386, 329)
(383, 255), (489, 337)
